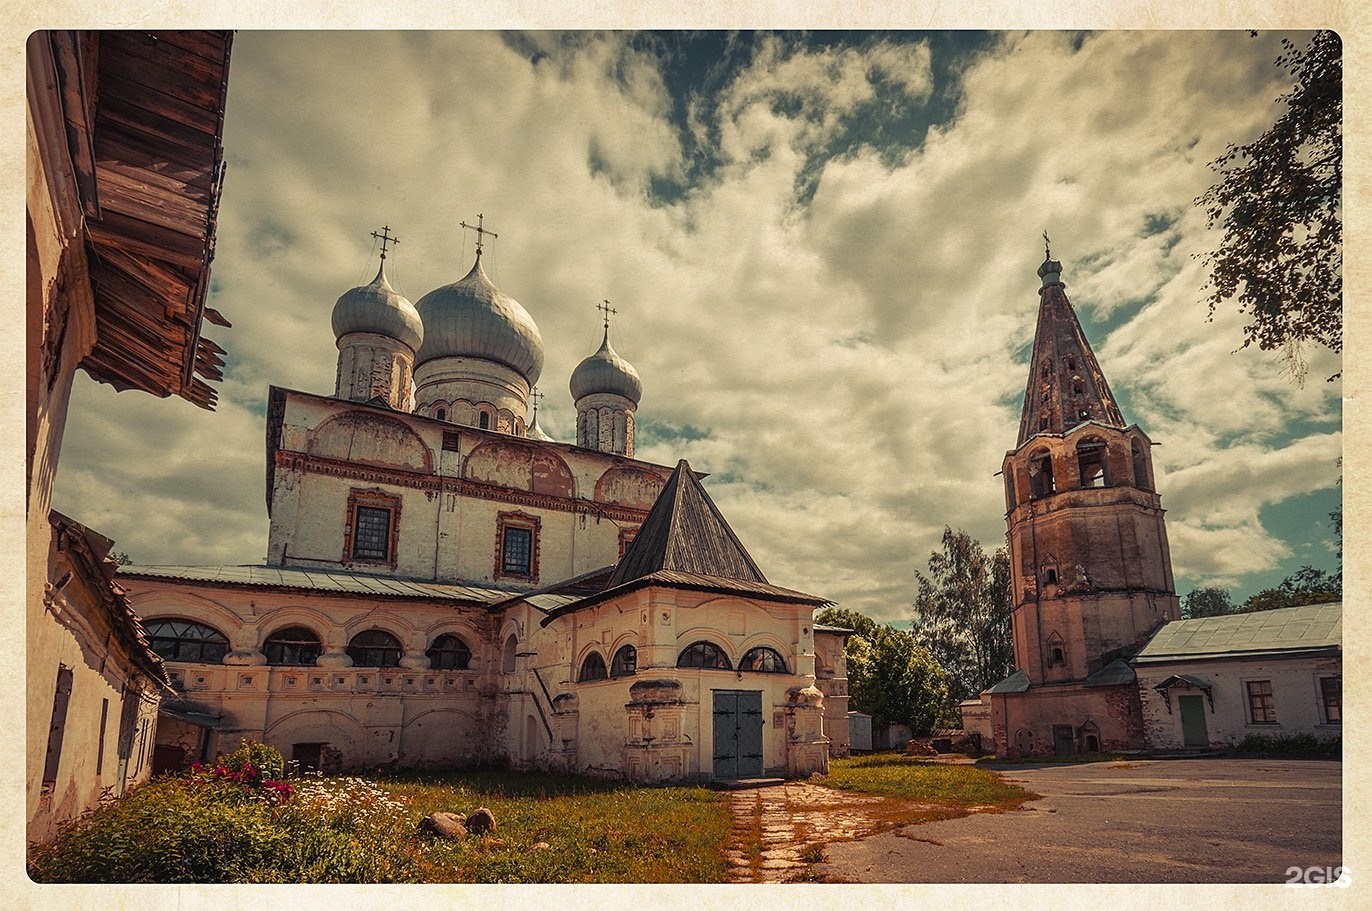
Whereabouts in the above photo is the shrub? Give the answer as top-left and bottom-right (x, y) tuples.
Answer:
(1232, 733), (1341, 757)
(220, 739), (286, 781)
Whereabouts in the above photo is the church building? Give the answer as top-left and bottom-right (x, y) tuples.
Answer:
(961, 249), (1341, 758)
(121, 225), (850, 781)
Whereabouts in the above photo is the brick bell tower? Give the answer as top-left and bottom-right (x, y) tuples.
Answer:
(985, 243), (1180, 756)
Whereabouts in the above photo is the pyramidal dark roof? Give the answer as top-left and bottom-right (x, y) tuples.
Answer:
(1016, 256), (1126, 446)
(606, 459), (767, 588)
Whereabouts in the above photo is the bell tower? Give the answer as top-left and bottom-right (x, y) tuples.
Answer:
(1002, 244), (1180, 688)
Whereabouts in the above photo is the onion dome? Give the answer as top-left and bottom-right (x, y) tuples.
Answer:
(415, 258), (544, 385)
(331, 262), (423, 352)
(527, 408), (554, 442)
(570, 329), (642, 404)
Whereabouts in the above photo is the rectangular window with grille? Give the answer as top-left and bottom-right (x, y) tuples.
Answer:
(352, 506), (392, 561)
(1320, 676), (1341, 724)
(503, 526), (532, 575)
(1247, 679), (1277, 724)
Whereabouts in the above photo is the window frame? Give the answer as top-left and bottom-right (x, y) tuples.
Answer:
(611, 644), (638, 678)
(144, 617), (230, 664)
(343, 488), (402, 569)
(346, 629), (403, 668)
(495, 511), (541, 582)
(427, 633), (473, 671)
(263, 625), (323, 666)
(578, 651), (608, 682)
(1246, 679), (1278, 724)
(1319, 675), (1341, 725)
(739, 646), (788, 674)
(677, 640), (731, 670)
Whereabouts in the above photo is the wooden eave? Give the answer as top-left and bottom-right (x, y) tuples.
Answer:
(48, 30), (235, 410)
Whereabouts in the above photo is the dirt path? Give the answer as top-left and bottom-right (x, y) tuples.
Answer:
(725, 782), (937, 883)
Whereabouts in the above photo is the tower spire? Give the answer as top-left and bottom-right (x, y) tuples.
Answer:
(1017, 246), (1125, 444)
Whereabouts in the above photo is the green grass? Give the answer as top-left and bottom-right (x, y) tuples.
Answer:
(821, 754), (1032, 809)
(29, 770), (732, 884)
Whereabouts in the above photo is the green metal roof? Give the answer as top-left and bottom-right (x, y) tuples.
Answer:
(120, 564), (523, 603)
(1134, 602), (1341, 663)
(1083, 657), (1136, 687)
(986, 669), (1031, 693)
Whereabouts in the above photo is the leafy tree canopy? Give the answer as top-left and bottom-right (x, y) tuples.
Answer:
(814, 606), (878, 640)
(1181, 587), (1237, 619)
(911, 528), (1014, 703)
(1196, 30), (1342, 383)
(1242, 565), (1340, 613)
(845, 625), (951, 734)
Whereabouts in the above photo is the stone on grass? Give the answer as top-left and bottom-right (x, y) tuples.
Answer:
(466, 806), (497, 834)
(420, 811), (469, 837)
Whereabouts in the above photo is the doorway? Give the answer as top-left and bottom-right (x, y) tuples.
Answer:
(1178, 695), (1208, 747)
(1052, 724), (1075, 755)
(712, 690), (763, 779)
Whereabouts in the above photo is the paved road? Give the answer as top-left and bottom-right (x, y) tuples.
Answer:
(818, 758), (1342, 883)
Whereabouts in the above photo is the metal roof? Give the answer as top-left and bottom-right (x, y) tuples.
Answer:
(120, 564), (523, 604)
(1083, 657), (1137, 687)
(608, 458), (768, 588)
(986, 669), (1031, 694)
(1134, 602), (1341, 663)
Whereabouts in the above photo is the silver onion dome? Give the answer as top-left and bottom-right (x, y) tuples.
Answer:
(331, 263), (423, 352)
(415, 258), (544, 385)
(527, 409), (554, 442)
(570, 329), (642, 404)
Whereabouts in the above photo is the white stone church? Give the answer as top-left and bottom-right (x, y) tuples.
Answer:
(122, 231), (851, 781)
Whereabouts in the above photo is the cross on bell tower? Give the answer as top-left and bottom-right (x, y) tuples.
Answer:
(372, 224), (399, 260)
(530, 386), (545, 418)
(459, 213), (498, 262)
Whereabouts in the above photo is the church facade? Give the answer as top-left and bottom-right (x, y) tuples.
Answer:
(122, 233), (850, 781)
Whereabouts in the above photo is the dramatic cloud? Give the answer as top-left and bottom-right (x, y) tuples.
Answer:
(54, 30), (1342, 622)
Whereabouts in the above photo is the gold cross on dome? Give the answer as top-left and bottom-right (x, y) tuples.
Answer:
(530, 387), (545, 417)
(459, 213), (499, 260)
(597, 299), (618, 331)
(371, 225), (399, 259)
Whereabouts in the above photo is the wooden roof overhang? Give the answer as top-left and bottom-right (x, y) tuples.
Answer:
(46, 31), (234, 409)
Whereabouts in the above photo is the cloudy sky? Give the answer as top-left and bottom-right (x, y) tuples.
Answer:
(53, 29), (1342, 623)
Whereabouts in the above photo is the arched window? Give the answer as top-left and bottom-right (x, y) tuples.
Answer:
(739, 647), (788, 674)
(1076, 438), (1109, 488)
(479, 411), (491, 430)
(263, 626), (321, 666)
(502, 634), (518, 673)
(611, 644), (637, 678)
(436, 407), (447, 422)
(1029, 451), (1055, 498)
(578, 651), (608, 682)
(1132, 439), (1151, 490)
(1004, 466), (1018, 509)
(427, 634), (471, 670)
(1050, 646), (1065, 666)
(346, 629), (402, 667)
(145, 618), (229, 663)
(677, 641), (730, 669)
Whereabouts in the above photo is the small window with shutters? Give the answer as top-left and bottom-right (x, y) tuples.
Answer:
(43, 665), (74, 790)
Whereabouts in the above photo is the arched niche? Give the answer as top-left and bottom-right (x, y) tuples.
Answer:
(594, 464), (667, 509)
(307, 411), (433, 473)
(463, 439), (575, 497)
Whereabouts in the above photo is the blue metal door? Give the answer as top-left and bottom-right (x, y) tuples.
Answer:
(713, 690), (763, 779)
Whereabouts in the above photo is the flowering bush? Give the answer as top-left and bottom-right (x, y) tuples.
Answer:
(186, 740), (294, 804)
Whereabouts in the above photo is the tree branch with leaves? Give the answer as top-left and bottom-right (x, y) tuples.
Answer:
(1196, 30), (1342, 383)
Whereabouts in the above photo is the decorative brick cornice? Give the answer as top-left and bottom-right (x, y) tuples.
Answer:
(276, 450), (652, 523)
